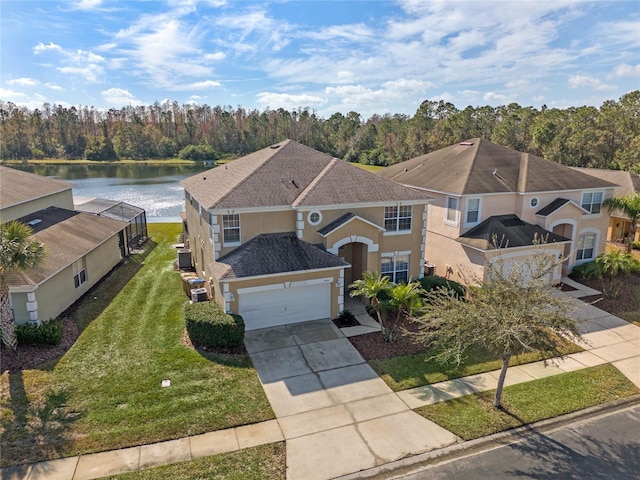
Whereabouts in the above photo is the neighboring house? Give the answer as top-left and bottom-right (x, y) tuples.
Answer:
(572, 167), (640, 243)
(0, 166), (128, 324)
(75, 197), (148, 255)
(379, 139), (617, 284)
(181, 139), (432, 330)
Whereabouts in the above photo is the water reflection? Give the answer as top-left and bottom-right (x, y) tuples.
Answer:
(12, 163), (211, 221)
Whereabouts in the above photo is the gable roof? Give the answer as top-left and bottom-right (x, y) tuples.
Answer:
(535, 198), (588, 217)
(3, 207), (128, 288)
(0, 166), (73, 210)
(378, 138), (617, 195)
(571, 167), (638, 197)
(182, 140), (432, 210)
(317, 212), (384, 237)
(211, 232), (348, 280)
(457, 214), (570, 251)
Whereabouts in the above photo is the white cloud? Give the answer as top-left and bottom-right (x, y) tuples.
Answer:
(45, 83), (64, 91)
(0, 87), (27, 98)
(484, 92), (508, 102)
(203, 52), (226, 61)
(34, 41), (63, 54)
(58, 65), (105, 83)
(101, 87), (142, 105)
(72, 0), (103, 10)
(612, 64), (640, 78)
(185, 80), (222, 89)
(568, 75), (616, 91)
(255, 92), (326, 110)
(7, 78), (38, 86)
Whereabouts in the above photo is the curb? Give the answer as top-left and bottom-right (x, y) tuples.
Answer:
(335, 395), (640, 480)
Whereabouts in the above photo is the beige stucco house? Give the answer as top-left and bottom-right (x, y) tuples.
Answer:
(572, 167), (639, 243)
(181, 140), (432, 330)
(379, 139), (617, 284)
(0, 166), (128, 324)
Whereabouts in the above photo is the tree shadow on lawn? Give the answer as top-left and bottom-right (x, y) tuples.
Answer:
(2, 370), (79, 468)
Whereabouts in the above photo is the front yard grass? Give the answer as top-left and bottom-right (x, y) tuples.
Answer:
(416, 364), (639, 441)
(0, 223), (274, 467)
(370, 336), (582, 391)
(99, 442), (286, 480)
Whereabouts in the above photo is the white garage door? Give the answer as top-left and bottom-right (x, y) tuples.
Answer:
(238, 280), (332, 330)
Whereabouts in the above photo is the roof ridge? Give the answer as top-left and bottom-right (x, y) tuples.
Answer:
(517, 152), (530, 192)
(460, 138), (482, 194)
(292, 157), (339, 206)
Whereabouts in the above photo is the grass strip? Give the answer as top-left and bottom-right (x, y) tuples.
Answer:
(98, 442), (286, 480)
(1, 224), (274, 467)
(370, 337), (583, 391)
(416, 364), (639, 441)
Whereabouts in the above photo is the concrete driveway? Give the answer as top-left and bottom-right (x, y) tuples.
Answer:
(245, 319), (459, 480)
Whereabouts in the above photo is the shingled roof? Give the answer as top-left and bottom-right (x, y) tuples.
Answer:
(378, 139), (617, 195)
(211, 232), (349, 280)
(0, 165), (73, 209)
(3, 207), (128, 287)
(182, 140), (432, 210)
(457, 214), (570, 251)
(571, 167), (637, 197)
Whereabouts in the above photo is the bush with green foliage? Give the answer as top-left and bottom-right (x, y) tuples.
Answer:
(334, 310), (358, 327)
(16, 319), (63, 346)
(633, 241), (640, 251)
(184, 301), (244, 348)
(419, 276), (465, 299)
(177, 144), (220, 162)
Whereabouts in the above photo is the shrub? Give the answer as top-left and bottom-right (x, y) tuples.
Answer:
(419, 276), (465, 299)
(334, 310), (358, 327)
(184, 301), (244, 348)
(633, 241), (640, 251)
(570, 261), (600, 279)
(16, 319), (63, 346)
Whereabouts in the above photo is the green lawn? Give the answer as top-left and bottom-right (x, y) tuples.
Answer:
(416, 364), (639, 440)
(350, 162), (385, 172)
(99, 443), (286, 480)
(370, 337), (583, 391)
(0, 224), (274, 467)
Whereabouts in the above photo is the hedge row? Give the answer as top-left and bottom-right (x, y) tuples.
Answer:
(184, 301), (245, 348)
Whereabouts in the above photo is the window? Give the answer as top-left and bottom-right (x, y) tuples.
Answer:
(384, 206), (412, 232)
(222, 214), (240, 245)
(73, 258), (87, 288)
(530, 197), (539, 208)
(581, 191), (604, 214)
(465, 198), (480, 225)
(577, 233), (596, 261)
(381, 254), (409, 284)
(446, 197), (459, 225)
(308, 211), (322, 226)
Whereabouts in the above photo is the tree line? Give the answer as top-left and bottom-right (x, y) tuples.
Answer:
(1, 90), (638, 172)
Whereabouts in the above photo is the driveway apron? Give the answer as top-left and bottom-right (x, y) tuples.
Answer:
(245, 319), (459, 480)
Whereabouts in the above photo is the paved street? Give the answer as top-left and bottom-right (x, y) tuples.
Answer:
(395, 404), (640, 480)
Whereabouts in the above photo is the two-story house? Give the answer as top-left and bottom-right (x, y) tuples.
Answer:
(379, 139), (617, 284)
(181, 140), (432, 330)
(0, 166), (128, 324)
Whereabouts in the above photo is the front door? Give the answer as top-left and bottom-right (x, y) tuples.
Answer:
(339, 242), (367, 294)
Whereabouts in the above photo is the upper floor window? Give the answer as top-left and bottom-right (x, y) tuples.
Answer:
(465, 198), (480, 225)
(381, 254), (409, 284)
(581, 191), (603, 214)
(308, 211), (322, 226)
(73, 257), (87, 288)
(445, 196), (459, 226)
(576, 233), (596, 261)
(222, 214), (240, 245)
(384, 205), (412, 232)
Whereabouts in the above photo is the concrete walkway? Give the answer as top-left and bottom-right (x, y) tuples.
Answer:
(2, 280), (639, 480)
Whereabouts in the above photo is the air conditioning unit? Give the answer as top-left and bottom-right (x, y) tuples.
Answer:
(191, 287), (208, 303)
(178, 249), (192, 269)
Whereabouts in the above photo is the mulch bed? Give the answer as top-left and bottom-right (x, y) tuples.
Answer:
(571, 272), (640, 316)
(348, 319), (427, 361)
(0, 318), (79, 374)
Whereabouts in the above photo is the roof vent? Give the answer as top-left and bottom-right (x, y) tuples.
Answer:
(291, 179), (299, 188)
(27, 219), (42, 226)
(270, 144), (281, 149)
(460, 142), (474, 146)
(403, 168), (408, 172)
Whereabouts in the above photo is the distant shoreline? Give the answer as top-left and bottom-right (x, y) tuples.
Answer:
(0, 158), (226, 166)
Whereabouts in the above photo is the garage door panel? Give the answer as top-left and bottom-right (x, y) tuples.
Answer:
(239, 282), (331, 330)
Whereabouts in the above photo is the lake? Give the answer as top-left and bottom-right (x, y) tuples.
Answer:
(12, 163), (212, 222)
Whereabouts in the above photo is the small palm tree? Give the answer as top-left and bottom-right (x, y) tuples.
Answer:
(387, 282), (424, 342)
(349, 271), (390, 328)
(1, 221), (45, 349)
(594, 250), (639, 299)
(604, 193), (640, 253)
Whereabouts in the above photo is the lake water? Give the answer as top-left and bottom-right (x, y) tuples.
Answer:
(13, 164), (211, 222)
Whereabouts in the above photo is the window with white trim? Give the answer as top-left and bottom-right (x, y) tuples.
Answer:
(465, 198), (480, 225)
(581, 191), (603, 214)
(384, 205), (412, 232)
(73, 258), (87, 288)
(445, 197), (459, 225)
(308, 211), (322, 226)
(576, 233), (596, 261)
(381, 254), (410, 284)
(222, 214), (240, 245)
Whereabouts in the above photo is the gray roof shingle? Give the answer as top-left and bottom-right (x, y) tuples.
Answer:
(0, 166), (73, 210)
(212, 232), (349, 280)
(378, 139), (618, 195)
(571, 167), (638, 197)
(457, 214), (570, 251)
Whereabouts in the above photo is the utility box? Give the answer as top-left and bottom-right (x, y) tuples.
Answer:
(177, 249), (192, 269)
(191, 288), (208, 303)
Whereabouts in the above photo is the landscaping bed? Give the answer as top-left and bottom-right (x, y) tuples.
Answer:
(572, 271), (640, 324)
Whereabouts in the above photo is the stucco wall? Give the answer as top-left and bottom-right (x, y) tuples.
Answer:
(1, 190), (74, 223)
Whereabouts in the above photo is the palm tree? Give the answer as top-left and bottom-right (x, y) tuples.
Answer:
(1, 221), (45, 350)
(349, 271), (390, 331)
(387, 282), (424, 342)
(604, 193), (640, 253)
(594, 250), (639, 299)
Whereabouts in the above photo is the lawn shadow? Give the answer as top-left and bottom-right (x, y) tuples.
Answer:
(2, 370), (78, 468)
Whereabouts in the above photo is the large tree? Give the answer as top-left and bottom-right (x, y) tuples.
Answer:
(414, 245), (581, 408)
(0, 221), (45, 349)
(604, 193), (640, 252)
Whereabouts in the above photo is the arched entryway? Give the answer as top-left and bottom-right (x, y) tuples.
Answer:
(339, 241), (368, 294)
(552, 222), (575, 274)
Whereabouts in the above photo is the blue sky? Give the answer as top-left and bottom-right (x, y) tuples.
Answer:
(1, 0), (639, 118)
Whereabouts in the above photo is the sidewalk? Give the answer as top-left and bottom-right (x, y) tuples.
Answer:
(2, 280), (639, 480)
